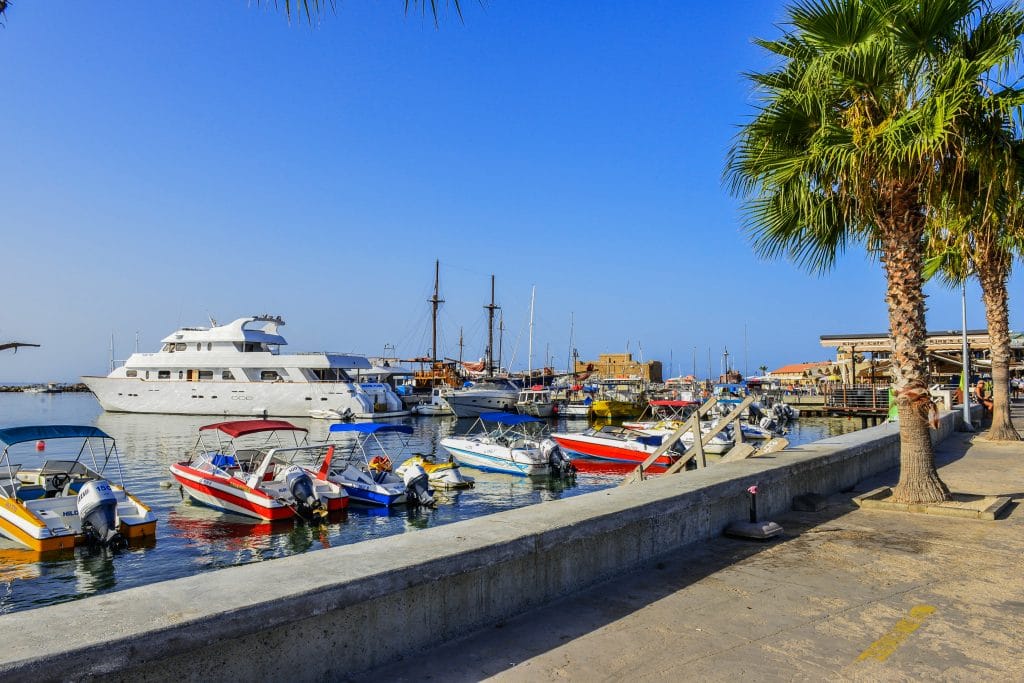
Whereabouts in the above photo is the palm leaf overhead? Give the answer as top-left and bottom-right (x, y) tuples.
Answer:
(727, 0), (1024, 503)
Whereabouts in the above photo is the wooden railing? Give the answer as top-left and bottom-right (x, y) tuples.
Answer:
(822, 383), (890, 412)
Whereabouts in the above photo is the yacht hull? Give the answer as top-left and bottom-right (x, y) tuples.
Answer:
(446, 390), (517, 418)
(83, 377), (376, 418)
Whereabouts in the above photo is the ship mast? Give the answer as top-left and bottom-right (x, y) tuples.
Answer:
(429, 259), (444, 366)
(484, 275), (500, 376)
(498, 312), (505, 376)
(528, 286), (535, 380)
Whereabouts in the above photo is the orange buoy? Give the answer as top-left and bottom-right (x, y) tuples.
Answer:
(35, 440), (45, 451)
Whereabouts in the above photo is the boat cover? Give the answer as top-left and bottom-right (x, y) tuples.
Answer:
(199, 420), (306, 438)
(0, 425), (110, 447)
(210, 453), (237, 468)
(329, 424), (414, 435)
(477, 412), (543, 425)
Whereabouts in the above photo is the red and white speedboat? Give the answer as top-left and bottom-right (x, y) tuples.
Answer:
(549, 425), (680, 466)
(170, 420), (348, 522)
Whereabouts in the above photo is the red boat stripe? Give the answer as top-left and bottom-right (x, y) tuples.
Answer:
(551, 436), (676, 466)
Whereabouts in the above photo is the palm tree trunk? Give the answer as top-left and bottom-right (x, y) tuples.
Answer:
(879, 196), (950, 504)
(976, 260), (1020, 440)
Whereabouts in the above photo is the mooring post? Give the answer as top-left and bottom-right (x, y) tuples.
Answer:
(693, 414), (706, 468)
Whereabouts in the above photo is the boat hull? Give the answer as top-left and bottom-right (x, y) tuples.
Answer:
(516, 402), (555, 417)
(590, 400), (644, 419)
(0, 486), (156, 552)
(170, 463), (347, 520)
(550, 434), (677, 466)
(440, 438), (549, 476)
(446, 390), (517, 418)
(559, 403), (591, 418)
(82, 376), (377, 419)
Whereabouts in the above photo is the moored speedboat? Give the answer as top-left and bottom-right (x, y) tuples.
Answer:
(411, 387), (455, 416)
(515, 388), (555, 417)
(557, 398), (592, 418)
(170, 420), (348, 521)
(636, 420), (734, 455)
(440, 413), (574, 477)
(550, 425), (680, 466)
(445, 379), (520, 418)
(0, 426), (157, 552)
(395, 453), (475, 489)
(308, 408), (353, 421)
(324, 424), (434, 507)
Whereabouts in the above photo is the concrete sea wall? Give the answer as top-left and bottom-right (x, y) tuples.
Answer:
(0, 411), (968, 682)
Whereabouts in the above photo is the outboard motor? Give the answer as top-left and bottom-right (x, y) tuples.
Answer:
(748, 403), (764, 423)
(402, 463), (435, 507)
(281, 465), (327, 522)
(541, 439), (576, 478)
(77, 480), (126, 548)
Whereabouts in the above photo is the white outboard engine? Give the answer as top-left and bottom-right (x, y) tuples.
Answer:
(77, 480), (126, 548)
(541, 439), (576, 478)
(281, 465), (326, 522)
(402, 463), (435, 507)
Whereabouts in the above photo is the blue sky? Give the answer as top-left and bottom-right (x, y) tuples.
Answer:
(0, 1), (1013, 382)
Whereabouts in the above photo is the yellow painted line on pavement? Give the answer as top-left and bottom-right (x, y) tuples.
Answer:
(857, 605), (936, 662)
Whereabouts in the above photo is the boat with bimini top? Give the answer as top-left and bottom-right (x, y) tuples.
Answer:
(170, 420), (348, 522)
(440, 413), (574, 477)
(0, 425), (157, 552)
(323, 424), (434, 507)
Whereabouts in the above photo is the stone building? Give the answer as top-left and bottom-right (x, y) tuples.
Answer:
(575, 352), (663, 383)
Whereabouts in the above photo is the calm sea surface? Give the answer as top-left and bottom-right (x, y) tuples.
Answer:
(0, 392), (862, 613)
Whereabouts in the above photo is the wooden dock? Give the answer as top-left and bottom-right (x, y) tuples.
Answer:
(763, 385), (890, 427)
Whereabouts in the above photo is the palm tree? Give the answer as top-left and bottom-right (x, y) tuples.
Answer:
(726, 0), (1023, 503)
(924, 16), (1024, 442)
(926, 150), (1024, 441)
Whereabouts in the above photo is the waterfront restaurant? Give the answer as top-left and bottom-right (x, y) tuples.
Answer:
(819, 330), (1024, 384)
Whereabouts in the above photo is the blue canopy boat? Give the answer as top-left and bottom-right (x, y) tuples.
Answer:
(325, 423), (433, 506)
(438, 413), (573, 477)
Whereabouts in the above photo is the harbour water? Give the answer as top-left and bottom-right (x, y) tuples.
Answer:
(0, 392), (863, 614)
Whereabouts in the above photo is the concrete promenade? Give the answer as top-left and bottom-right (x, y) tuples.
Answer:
(365, 406), (1024, 681)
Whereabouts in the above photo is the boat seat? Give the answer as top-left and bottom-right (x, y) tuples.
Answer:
(15, 486), (47, 502)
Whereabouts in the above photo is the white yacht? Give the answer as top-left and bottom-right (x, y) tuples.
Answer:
(446, 378), (520, 418)
(82, 315), (390, 419)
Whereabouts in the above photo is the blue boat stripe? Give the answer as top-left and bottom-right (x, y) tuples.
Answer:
(443, 447), (536, 476)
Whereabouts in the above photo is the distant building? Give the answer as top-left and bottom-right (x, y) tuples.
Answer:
(575, 352), (663, 383)
(768, 361), (835, 386)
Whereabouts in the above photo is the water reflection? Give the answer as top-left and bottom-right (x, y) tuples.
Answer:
(0, 393), (861, 613)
